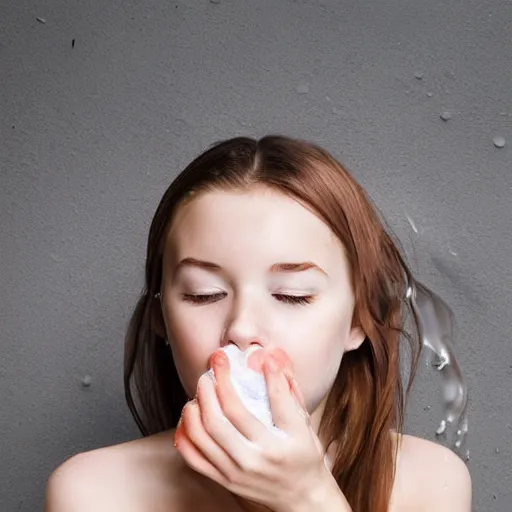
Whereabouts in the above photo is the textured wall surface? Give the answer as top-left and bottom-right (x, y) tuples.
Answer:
(1, 1), (511, 510)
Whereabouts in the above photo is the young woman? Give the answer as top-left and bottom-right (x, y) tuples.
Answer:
(45, 135), (471, 512)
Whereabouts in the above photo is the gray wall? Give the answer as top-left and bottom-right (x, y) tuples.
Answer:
(1, 1), (511, 510)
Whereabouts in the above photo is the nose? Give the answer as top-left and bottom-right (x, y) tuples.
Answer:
(220, 298), (268, 353)
(215, 292), (282, 374)
(222, 331), (265, 353)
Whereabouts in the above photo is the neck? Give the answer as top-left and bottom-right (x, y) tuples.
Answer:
(231, 494), (274, 512)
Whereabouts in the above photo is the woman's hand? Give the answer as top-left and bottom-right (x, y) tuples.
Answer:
(174, 347), (348, 512)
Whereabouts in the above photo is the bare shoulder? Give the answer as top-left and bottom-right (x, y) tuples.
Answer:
(44, 429), (213, 512)
(391, 433), (472, 512)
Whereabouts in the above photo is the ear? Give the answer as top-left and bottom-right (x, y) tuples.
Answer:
(149, 295), (167, 339)
(344, 324), (366, 352)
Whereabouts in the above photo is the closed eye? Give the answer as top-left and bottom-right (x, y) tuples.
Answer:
(181, 293), (315, 306)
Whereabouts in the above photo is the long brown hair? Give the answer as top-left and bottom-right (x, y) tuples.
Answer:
(124, 135), (422, 512)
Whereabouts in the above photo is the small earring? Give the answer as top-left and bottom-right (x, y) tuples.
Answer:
(154, 292), (161, 299)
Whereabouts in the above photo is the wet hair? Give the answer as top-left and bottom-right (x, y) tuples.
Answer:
(124, 134), (422, 512)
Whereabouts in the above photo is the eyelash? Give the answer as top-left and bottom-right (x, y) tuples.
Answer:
(181, 293), (315, 306)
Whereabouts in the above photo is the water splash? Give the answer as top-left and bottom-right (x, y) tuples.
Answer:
(406, 278), (469, 459)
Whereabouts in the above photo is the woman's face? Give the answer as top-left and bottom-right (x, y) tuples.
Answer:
(160, 187), (365, 428)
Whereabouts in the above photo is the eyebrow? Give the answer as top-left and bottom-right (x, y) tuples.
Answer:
(174, 257), (328, 276)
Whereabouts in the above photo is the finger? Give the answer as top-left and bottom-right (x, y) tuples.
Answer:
(174, 419), (229, 487)
(179, 396), (239, 480)
(264, 353), (306, 432)
(197, 368), (265, 470)
(210, 351), (269, 442)
(287, 374), (309, 421)
(266, 347), (307, 413)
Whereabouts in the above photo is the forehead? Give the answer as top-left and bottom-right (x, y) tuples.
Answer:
(165, 188), (347, 267)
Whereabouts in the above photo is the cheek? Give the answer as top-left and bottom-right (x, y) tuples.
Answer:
(293, 336), (345, 412)
(166, 306), (219, 398)
(284, 306), (351, 410)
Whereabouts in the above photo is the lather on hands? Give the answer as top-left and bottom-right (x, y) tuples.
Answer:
(174, 347), (351, 512)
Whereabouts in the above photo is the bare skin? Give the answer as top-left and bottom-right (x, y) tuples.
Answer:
(45, 188), (471, 511)
(44, 429), (471, 512)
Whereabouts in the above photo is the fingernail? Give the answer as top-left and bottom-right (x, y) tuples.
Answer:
(266, 354), (281, 372)
(214, 351), (227, 366)
(270, 348), (291, 370)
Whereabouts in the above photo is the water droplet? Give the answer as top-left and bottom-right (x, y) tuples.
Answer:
(440, 111), (452, 121)
(464, 450), (470, 461)
(436, 420), (447, 436)
(495, 448), (500, 454)
(403, 210), (422, 234)
(427, 92), (433, 97)
(36, 17), (46, 23)
(424, 405), (431, 411)
(447, 242), (458, 257)
(81, 375), (92, 387)
(210, 0), (221, 3)
(414, 71), (424, 80)
(296, 84), (310, 94)
(493, 135), (506, 148)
